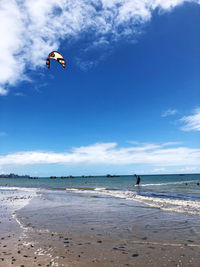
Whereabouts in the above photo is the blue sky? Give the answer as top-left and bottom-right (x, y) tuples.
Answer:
(0, 1), (200, 176)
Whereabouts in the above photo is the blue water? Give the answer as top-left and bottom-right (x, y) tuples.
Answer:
(1, 174), (200, 215)
(0, 174), (199, 188)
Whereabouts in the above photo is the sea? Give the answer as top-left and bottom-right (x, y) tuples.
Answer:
(0, 173), (200, 216)
(1, 173), (200, 250)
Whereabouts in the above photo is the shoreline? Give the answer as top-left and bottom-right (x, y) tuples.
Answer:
(1, 186), (200, 266)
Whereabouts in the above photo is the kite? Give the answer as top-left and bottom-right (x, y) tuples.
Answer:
(46, 51), (66, 69)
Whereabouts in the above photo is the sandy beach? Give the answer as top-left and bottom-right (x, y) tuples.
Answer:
(1, 228), (200, 267)
(0, 185), (200, 267)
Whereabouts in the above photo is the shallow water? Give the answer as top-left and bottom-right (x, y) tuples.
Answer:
(1, 174), (200, 266)
(0, 174), (200, 215)
(16, 188), (200, 247)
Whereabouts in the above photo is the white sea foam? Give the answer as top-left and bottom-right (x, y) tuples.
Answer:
(139, 180), (198, 187)
(0, 186), (38, 213)
(65, 187), (200, 216)
(134, 195), (200, 215)
(94, 187), (107, 191)
(0, 186), (38, 241)
(0, 186), (39, 192)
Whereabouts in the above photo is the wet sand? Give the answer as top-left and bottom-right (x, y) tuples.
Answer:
(1, 225), (200, 267)
(0, 189), (200, 266)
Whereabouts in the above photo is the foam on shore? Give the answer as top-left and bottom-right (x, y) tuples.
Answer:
(64, 187), (200, 215)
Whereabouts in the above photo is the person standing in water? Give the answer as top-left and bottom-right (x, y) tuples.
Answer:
(134, 174), (141, 185)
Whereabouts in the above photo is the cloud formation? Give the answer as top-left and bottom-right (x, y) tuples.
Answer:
(180, 108), (200, 131)
(0, 0), (198, 95)
(0, 142), (200, 167)
(162, 109), (178, 117)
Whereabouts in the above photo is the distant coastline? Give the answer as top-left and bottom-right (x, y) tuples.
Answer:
(0, 173), (30, 179)
(0, 173), (200, 179)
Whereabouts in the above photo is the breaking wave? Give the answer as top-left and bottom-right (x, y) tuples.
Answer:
(65, 187), (200, 216)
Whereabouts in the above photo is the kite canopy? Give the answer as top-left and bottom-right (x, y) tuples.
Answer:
(46, 51), (66, 68)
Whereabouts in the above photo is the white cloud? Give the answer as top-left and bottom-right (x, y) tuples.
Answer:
(128, 141), (181, 147)
(15, 92), (25, 97)
(162, 142), (182, 146)
(180, 108), (200, 131)
(0, 87), (8, 96)
(162, 109), (178, 117)
(0, 142), (200, 167)
(0, 0), (198, 94)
